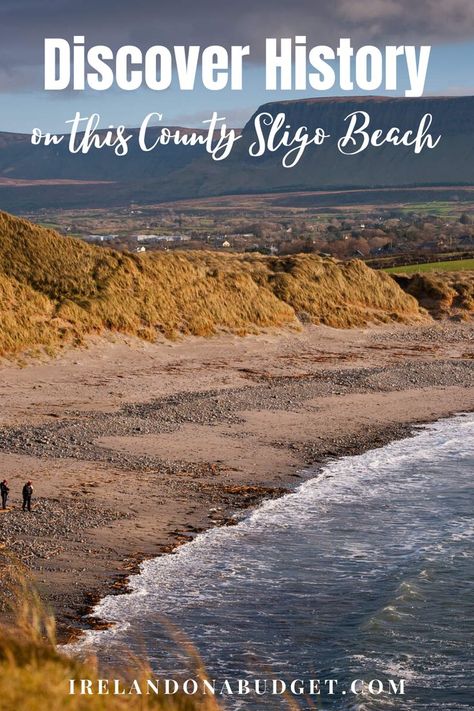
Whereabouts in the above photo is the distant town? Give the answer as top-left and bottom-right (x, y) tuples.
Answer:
(24, 193), (474, 268)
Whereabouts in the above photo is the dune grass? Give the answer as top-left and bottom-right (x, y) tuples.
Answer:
(0, 210), (427, 358)
(0, 551), (222, 711)
(0, 626), (221, 711)
(391, 271), (474, 319)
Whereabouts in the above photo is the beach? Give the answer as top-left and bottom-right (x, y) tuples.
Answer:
(0, 321), (473, 640)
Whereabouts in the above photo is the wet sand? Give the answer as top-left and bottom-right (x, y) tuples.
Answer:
(0, 322), (473, 640)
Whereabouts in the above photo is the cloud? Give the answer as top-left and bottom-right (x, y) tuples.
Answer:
(0, 0), (473, 91)
(334, 0), (474, 42)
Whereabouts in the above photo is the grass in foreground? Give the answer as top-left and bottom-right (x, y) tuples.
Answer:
(0, 210), (426, 357)
(0, 555), (307, 711)
(0, 552), (221, 711)
(0, 629), (221, 711)
(385, 258), (474, 274)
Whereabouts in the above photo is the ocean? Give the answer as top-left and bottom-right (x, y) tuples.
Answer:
(75, 413), (474, 710)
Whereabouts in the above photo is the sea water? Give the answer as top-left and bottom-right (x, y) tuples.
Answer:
(77, 414), (474, 710)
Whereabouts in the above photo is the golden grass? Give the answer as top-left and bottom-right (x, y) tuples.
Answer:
(0, 210), (427, 357)
(392, 271), (474, 320)
(0, 630), (221, 711)
(0, 552), (221, 711)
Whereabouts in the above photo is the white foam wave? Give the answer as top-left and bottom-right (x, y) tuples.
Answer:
(67, 411), (474, 679)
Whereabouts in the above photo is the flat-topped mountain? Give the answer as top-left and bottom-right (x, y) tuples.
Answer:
(226, 95), (474, 191)
(0, 95), (472, 210)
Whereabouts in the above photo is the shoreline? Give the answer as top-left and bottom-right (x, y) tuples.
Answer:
(74, 411), (469, 645)
(0, 322), (473, 643)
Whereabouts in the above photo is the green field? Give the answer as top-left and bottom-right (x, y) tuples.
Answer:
(385, 259), (474, 274)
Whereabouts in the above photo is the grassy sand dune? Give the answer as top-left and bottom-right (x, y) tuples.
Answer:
(392, 271), (474, 320)
(0, 211), (426, 357)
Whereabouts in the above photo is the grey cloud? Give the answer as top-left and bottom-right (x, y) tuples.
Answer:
(0, 0), (473, 91)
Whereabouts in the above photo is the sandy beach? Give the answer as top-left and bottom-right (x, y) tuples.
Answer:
(0, 322), (473, 640)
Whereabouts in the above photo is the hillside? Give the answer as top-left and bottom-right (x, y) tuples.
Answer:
(0, 211), (426, 357)
(168, 96), (474, 202)
(0, 96), (473, 211)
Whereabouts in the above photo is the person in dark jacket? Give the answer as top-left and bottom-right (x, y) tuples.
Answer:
(0, 480), (9, 509)
(22, 481), (33, 512)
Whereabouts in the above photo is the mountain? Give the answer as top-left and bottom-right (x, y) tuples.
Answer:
(0, 96), (473, 210)
(197, 95), (474, 195)
(0, 211), (425, 357)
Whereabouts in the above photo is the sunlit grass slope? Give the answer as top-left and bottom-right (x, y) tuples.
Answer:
(0, 211), (426, 357)
(386, 258), (474, 274)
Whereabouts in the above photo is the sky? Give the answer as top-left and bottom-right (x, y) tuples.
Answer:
(0, 0), (473, 133)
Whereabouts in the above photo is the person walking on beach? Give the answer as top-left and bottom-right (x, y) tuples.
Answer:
(22, 481), (33, 512)
(0, 480), (9, 510)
